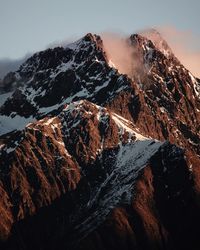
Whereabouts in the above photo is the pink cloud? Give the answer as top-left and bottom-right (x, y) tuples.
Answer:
(157, 26), (200, 78)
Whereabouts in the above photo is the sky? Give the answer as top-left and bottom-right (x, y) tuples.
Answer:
(0, 0), (200, 60)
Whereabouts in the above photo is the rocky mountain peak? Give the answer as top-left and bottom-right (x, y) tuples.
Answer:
(142, 29), (174, 57)
(83, 33), (105, 50)
(130, 33), (154, 49)
(130, 29), (175, 60)
(0, 30), (200, 250)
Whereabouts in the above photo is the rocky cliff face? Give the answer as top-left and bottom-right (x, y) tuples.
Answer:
(0, 31), (200, 250)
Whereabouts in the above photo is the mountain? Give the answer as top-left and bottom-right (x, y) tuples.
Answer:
(0, 31), (200, 250)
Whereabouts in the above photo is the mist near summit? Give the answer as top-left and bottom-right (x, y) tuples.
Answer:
(157, 26), (200, 78)
(0, 26), (200, 79)
(0, 54), (30, 80)
(101, 26), (200, 78)
(101, 32), (134, 76)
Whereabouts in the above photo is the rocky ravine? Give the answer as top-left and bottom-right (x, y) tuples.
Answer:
(0, 32), (200, 250)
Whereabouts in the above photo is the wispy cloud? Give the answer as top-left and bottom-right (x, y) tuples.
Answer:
(101, 32), (133, 76)
(0, 55), (30, 79)
(157, 26), (200, 78)
(102, 27), (200, 79)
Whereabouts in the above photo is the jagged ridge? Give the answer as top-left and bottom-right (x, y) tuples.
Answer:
(0, 31), (200, 250)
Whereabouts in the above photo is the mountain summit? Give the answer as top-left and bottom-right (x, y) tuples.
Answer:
(0, 31), (200, 250)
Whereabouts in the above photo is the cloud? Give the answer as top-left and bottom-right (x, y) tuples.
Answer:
(1, 27), (199, 81)
(156, 26), (200, 78)
(46, 36), (79, 49)
(101, 27), (200, 80)
(0, 55), (30, 79)
(101, 32), (132, 75)
(101, 32), (143, 78)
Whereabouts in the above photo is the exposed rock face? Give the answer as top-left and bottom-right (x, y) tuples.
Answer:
(0, 34), (130, 119)
(108, 33), (200, 154)
(78, 144), (200, 250)
(0, 31), (200, 250)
